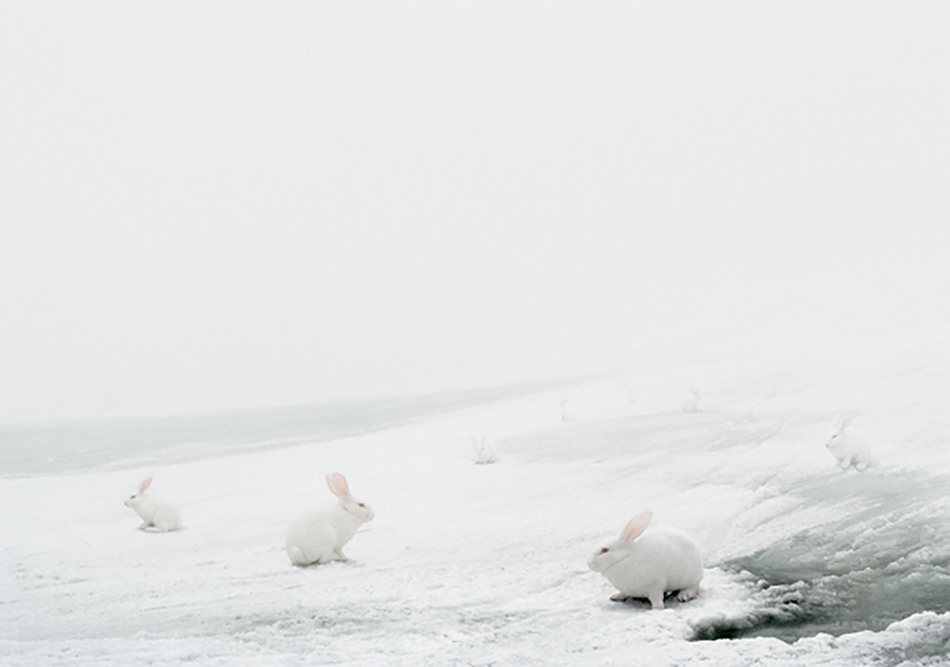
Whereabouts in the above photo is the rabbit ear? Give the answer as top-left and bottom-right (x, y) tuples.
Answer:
(620, 510), (653, 542)
(325, 472), (350, 499)
(840, 415), (854, 429)
(139, 477), (153, 493)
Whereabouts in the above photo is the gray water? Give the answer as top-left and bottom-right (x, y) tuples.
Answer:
(5, 378), (948, 650)
(514, 408), (950, 645)
(692, 470), (950, 643)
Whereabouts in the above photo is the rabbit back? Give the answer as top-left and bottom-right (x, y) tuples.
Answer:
(286, 507), (363, 565)
(146, 503), (182, 532)
(591, 525), (703, 608)
(125, 495), (181, 532)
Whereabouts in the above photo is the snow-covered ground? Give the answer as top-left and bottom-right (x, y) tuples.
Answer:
(2, 322), (950, 666)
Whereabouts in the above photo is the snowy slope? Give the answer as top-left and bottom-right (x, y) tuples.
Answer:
(2, 323), (949, 666)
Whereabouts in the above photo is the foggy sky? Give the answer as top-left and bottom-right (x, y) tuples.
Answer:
(2, 2), (948, 424)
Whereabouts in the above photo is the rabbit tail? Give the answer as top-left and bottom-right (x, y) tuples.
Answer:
(288, 546), (309, 566)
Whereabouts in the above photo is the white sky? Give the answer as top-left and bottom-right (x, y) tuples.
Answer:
(1, 2), (948, 424)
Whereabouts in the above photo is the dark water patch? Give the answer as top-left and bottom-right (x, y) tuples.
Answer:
(690, 580), (813, 640)
(694, 499), (950, 642)
(690, 576), (882, 642)
(694, 466), (950, 643)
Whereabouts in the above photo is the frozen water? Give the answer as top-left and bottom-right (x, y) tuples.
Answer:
(1, 322), (949, 665)
(0, 378), (575, 477)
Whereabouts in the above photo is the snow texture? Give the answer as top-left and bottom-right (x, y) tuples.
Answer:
(2, 323), (950, 666)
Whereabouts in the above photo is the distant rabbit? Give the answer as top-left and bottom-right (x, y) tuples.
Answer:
(825, 415), (871, 472)
(124, 477), (182, 532)
(286, 472), (374, 566)
(471, 435), (497, 464)
(560, 397), (576, 422)
(682, 388), (701, 413)
(588, 510), (703, 609)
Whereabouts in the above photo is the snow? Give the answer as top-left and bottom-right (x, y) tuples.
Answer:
(2, 322), (950, 665)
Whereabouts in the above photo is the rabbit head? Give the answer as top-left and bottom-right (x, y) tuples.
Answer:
(824, 415), (871, 471)
(471, 435), (496, 464)
(123, 476), (153, 511)
(588, 510), (654, 574)
(824, 415), (853, 453)
(327, 472), (374, 523)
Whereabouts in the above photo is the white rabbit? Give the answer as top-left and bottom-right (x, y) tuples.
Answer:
(825, 415), (871, 472)
(471, 435), (496, 464)
(682, 388), (701, 413)
(588, 510), (703, 609)
(286, 472), (374, 566)
(560, 397), (576, 422)
(123, 477), (182, 532)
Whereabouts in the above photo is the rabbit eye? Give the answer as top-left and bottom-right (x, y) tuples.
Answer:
(358, 503), (365, 508)
(600, 548), (609, 554)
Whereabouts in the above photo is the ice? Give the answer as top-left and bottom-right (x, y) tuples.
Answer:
(2, 322), (950, 665)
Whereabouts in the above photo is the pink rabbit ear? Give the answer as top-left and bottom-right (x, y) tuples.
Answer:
(620, 510), (653, 542)
(325, 472), (350, 499)
(840, 415), (854, 429)
(139, 477), (153, 493)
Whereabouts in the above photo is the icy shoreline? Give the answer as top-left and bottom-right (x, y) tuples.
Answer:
(2, 323), (950, 665)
